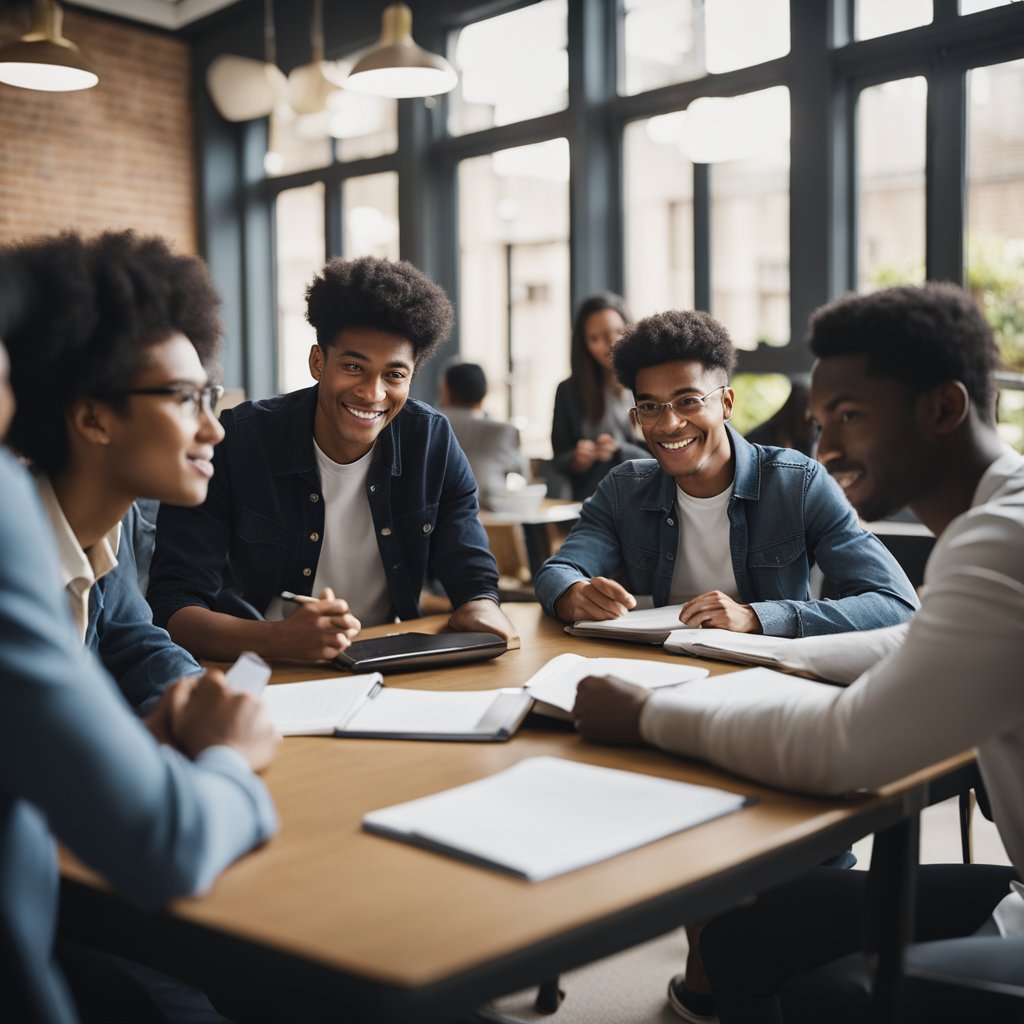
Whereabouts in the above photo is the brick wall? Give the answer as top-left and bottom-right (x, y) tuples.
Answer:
(0, 8), (196, 254)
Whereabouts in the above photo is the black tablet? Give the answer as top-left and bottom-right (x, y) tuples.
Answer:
(331, 631), (508, 673)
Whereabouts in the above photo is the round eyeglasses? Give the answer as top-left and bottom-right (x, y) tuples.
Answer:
(631, 385), (727, 424)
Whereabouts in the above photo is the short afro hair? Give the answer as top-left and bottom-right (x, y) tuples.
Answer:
(612, 310), (737, 393)
(3, 230), (223, 475)
(305, 256), (453, 365)
(445, 362), (488, 406)
(807, 283), (1001, 425)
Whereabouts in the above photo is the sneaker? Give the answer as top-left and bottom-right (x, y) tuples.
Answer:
(667, 975), (719, 1023)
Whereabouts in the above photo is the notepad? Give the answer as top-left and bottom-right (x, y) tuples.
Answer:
(664, 629), (791, 669)
(363, 756), (751, 881)
(565, 604), (688, 644)
(262, 675), (532, 741)
(524, 653), (709, 719)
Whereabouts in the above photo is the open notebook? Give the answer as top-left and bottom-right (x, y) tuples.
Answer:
(262, 675), (532, 741)
(363, 756), (751, 881)
(524, 653), (708, 719)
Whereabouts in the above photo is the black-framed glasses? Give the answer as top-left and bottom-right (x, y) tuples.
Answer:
(631, 385), (727, 424)
(123, 383), (225, 418)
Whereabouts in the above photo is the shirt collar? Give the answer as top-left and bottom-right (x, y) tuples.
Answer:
(34, 475), (121, 590)
(972, 448), (1024, 509)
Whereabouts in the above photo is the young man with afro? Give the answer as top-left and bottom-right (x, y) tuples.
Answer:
(535, 308), (918, 638)
(149, 255), (515, 662)
(573, 283), (1024, 1023)
(3, 229), (227, 716)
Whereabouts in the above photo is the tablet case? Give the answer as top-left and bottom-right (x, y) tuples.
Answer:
(332, 631), (508, 673)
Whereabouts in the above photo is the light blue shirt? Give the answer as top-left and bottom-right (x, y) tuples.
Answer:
(0, 450), (277, 1023)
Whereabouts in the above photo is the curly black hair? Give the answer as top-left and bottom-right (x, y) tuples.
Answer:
(2, 230), (223, 475)
(806, 283), (1001, 425)
(305, 256), (453, 364)
(612, 309), (737, 393)
(444, 361), (488, 406)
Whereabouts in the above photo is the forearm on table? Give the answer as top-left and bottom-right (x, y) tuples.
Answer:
(167, 606), (286, 663)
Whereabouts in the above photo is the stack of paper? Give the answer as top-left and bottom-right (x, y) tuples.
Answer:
(664, 629), (791, 669)
(524, 653), (708, 719)
(565, 604), (688, 644)
(363, 756), (750, 881)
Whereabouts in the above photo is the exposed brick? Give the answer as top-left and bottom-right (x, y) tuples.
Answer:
(0, 9), (196, 254)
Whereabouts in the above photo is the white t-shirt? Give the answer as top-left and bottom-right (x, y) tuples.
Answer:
(668, 484), (739, 604)
(310, 441), (392, 627)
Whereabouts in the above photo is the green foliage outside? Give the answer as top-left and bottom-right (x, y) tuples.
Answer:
(729, 373), (792, 436)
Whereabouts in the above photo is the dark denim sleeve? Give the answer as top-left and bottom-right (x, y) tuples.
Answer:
(95, 510), (200, 714)
(148, 410), (237, 629)
(533, 476), (625, 617)
(751, 463), (920, 637)
(429, 423), (500, 608)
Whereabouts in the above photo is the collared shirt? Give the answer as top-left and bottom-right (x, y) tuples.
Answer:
(640, 451), (1024, 895)
(34, 478), (200, 714)
(0, 450), (276, 1024)
(534, 425), (920, 637)
(149, 387), (500, 630)
(35, 475), (120, 642)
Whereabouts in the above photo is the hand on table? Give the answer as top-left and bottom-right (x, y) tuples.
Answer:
(449, 598), (520, 649)
(679, 591), (761, 633)
(572, 675), (651, 746)
(554, 577), (637, 623)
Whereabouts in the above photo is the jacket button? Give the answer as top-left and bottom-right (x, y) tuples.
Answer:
(309, 532), (320, 542)
(666, 518), (674, 526)
(310, 493), (320, 503)
(369, 484), (377, 493)
(381, 527), (392, 536)
(666, 553), (675, 561)
(302, 567), (312, 576)
(422, 523), (432, 534)
(392, 563), (400, 570)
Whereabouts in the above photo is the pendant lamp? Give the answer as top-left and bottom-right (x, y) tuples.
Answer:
(287, 0), (338, 116)
(0, 0), (98, 92)
(346, 3), (457, 99)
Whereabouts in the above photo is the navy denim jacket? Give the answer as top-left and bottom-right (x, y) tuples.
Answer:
(148, 387), (499, 628)
(88, 503), (200, 715)
(535, 426), (919, 637)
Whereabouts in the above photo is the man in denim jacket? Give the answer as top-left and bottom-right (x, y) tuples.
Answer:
(150, 256), (514, 663)
(536, 310), (918, 637)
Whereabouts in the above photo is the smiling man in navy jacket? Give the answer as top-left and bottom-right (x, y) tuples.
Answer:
(149, 256), (514, 663)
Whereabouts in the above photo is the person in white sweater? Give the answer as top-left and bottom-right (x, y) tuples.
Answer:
(573, 282), (1024, 1023)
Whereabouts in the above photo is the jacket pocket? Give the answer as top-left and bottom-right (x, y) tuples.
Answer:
(236, 509), (289, 576)
(746, 534), (806, 569)
(621, 540), (659, 593)
(393, 502), (440, 541)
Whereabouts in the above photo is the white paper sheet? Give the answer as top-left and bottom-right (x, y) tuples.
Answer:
(223, 650), (272, 697)
(261, 674), (381, 735)
(569, 604), (688, 642)
(525, 653), (708, 714)
(348, 688), (522, 733)
(363, 756), (749, 881)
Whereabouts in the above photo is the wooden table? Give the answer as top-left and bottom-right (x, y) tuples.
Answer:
(59, 604), (971, 1023)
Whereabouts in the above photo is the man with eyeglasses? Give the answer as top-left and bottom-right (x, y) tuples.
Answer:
(535, 309), (918, 637)
(2, 229), (226, 717)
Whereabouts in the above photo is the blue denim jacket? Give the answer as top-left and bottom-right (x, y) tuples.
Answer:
(87, 503), (200, 714)
(148, 387), (499, 628)
(535, 426), (919, 637)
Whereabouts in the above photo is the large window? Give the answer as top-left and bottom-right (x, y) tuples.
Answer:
(623, 115), (694, 317)
(342, 172), (399, 260)
(275, 184), (325, 393)
(457, 139), (570, 456)
(855, 0), (932, 40)
(857, 78), (927, 292)
(448, 0), (568, 136)
(967, 57), (1024, 450)
(620, 0), (789, 96)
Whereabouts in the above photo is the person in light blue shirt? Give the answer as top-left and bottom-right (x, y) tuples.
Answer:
(3, 230), (225, 715)
(0, 373), (278, 1020)
(536, 309), (919, 637)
